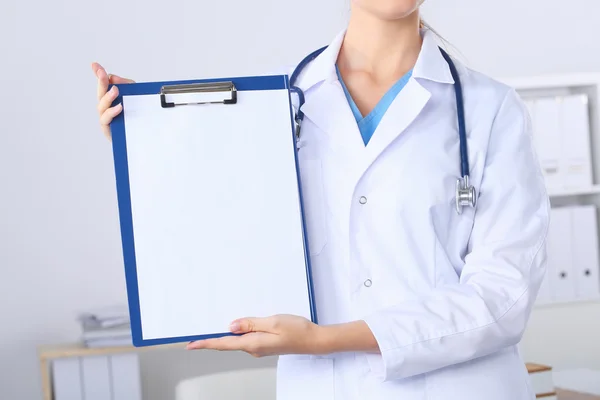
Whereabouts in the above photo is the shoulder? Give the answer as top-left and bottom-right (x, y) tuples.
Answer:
(448, 56), (539, 179)
(447, 56), (531, 146)
(454, 58), (526, 121)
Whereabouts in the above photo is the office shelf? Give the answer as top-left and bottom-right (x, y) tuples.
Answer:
(37, 342), (182, 400)
(535, 296), (600, 309)
(498, 73), (600, 310)
(548, 185), (600, 198)
(499, 73), (600, 91)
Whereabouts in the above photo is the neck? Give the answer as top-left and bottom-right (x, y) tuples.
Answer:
(338, 7), (422, 81)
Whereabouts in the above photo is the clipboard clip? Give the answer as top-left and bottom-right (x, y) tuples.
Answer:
(160, 81), (237, 108)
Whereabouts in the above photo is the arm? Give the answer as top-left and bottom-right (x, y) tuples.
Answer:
(353, 88), (550, 380)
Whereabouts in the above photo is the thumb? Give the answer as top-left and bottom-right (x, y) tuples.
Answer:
(230, 317), (267, 334)
(109, 74), (135, 84)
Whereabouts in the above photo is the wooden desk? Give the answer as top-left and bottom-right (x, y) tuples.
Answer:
(558, 389), (600, 400)
(38, 347), (600, 400)
(37, 342), (184, 400)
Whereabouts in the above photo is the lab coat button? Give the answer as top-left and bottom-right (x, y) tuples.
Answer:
(364, 279), (372, 288)
(359, 196), (368, 205)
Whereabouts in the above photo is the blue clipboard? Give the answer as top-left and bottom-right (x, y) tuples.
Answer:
(109, 74), (318, 347)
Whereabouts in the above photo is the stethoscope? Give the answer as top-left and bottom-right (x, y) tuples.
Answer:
(289, 46), (477, 215)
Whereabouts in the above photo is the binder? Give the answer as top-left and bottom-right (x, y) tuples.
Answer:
(109, 75), (317, 346)
(560, 95), (593, 188)
(81, 356), (111, 400)
(571, 206), (600, 300)
(533, 97), (563, 191)
(110, 354), (142, 400)
(547, 208), (576, 302)
(52, 358), (83, 400)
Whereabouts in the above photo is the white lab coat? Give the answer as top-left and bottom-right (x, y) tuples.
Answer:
(276, 28), (550, 400)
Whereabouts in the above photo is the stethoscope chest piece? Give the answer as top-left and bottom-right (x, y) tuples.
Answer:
(455, 176), (477, 214)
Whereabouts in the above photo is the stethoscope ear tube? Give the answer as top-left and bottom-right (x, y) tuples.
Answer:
(289, 86), (305, 142)
(440, 47), (477, 214)
(289, 47), (327, 150)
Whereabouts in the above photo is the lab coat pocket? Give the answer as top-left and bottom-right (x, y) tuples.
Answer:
(276, 357), (334, 400)
(298, 160), (327, 256)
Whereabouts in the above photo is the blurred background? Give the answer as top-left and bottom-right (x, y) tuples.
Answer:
(2, 0), (600, 399)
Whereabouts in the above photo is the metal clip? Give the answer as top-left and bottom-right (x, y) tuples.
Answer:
(160, 81), (237, 108)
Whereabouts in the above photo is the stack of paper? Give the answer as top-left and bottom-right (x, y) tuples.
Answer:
(77, 305), (132, 348)
(527, 363), (557, 399)
(78, 305), (129, 329)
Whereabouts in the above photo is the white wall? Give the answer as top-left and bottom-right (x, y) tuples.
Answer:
(2, 0), (600, 399)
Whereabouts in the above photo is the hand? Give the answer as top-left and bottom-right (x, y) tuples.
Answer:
(91, 62), (135, 140)
(186, 315), (325, 358)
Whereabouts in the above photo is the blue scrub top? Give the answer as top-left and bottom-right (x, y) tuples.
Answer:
(336, 66), (413, 146)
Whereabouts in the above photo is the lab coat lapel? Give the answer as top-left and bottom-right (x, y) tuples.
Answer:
(291, 29), (365, 162)
(363, 79), (431, 169)
(300, 82), (366, 160)
(360, 28), (455, 172)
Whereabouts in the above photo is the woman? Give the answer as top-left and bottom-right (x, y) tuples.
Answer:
(93, 1), (549, 399)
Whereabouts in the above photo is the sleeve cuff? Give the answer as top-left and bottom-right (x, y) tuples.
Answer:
(362, 313), (405, 382)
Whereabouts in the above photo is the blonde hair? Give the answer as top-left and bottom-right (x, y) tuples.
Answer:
(420, 18), (434, 32)
(420, 18), (455, 54)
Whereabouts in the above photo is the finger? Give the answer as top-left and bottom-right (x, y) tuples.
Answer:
(95, 64), (110, 101)
(91, 62), (104, 77)
(230, 317), (273, 334)
(102, 125), (112, 141)
(100, 103), (123, 126)
(187, 336), (244, 351)
(97, 86), (119, 115)
(109, 74), (135, 85)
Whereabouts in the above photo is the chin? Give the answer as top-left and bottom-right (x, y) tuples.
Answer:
(353, 0), (422, 20)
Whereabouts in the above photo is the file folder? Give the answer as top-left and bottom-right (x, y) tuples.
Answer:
(547, 208), (576, 302)
(560, 94), (593, 188)
(109, 75), (317, 346)
(52, 358), (83, 400)
(533, 97), (563, 191)
(110, 354), (142, 400)
(571, 205), (600, 300)
(81, 356), (111, 400)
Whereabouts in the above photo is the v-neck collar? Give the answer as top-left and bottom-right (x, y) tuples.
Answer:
(335, 66), (414, 123)
(335, 65), (414, 145)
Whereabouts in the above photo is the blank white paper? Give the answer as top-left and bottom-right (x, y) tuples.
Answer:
(121, 87), (312, 340)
